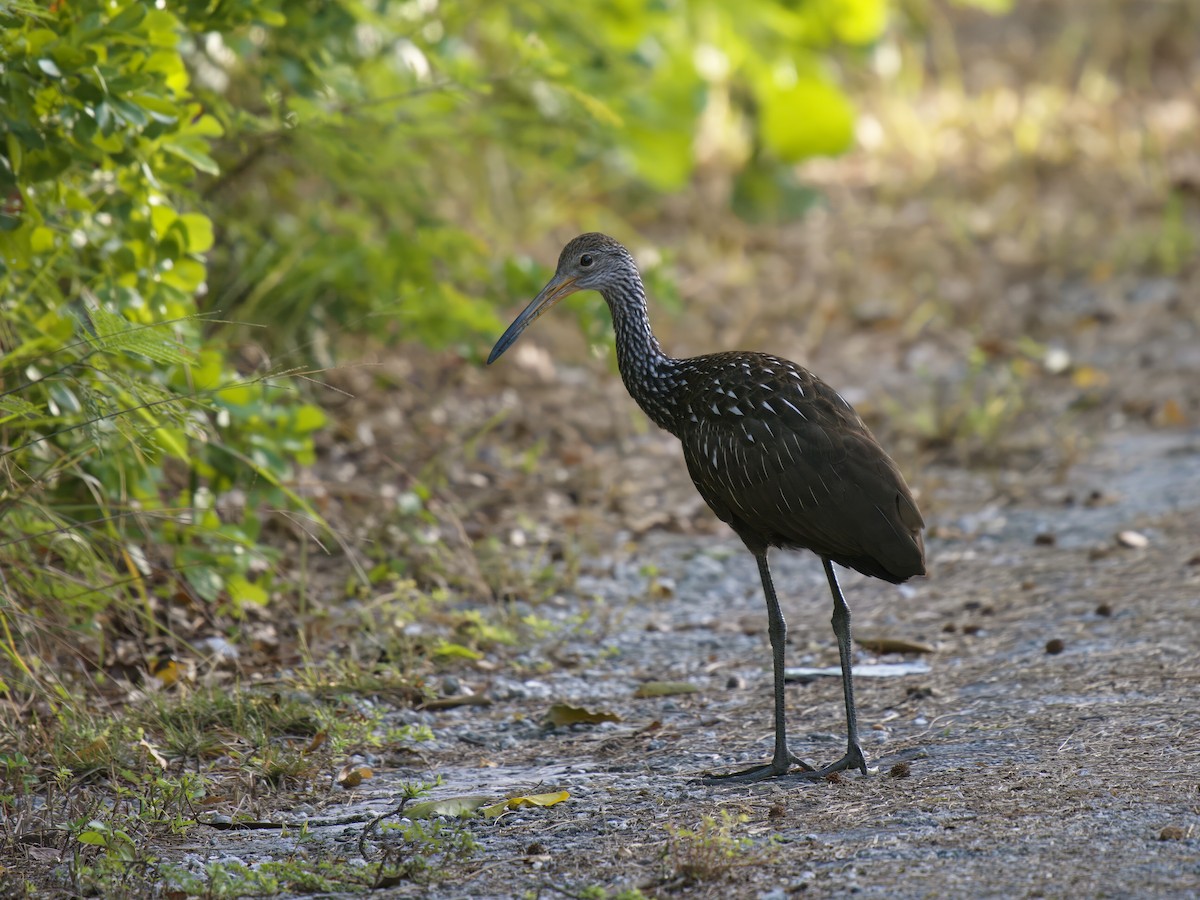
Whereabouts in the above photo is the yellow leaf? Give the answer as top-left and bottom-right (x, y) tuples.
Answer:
(336, 764), (373, 788)
(482, 791), (570, 818)
(1158, 398), (1188, 427)
(543, 703), (621, 727)
(509, 791), (570, 809)
(153, 658), (183, 686)
(1071, 366), (1109, 389)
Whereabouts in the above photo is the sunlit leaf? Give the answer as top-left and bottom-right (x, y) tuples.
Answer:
(432, 641), (483, 661)
(481, 791), (570, 818)
(227, 574), (269, 607)
(759, 76), (856, 161)
(179, 213), (214, 253)
(161, 138), (219, 174)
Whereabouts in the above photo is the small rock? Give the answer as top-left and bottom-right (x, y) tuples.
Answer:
(726, 674), (745, 690)
(962, 624), (983, 636)
(1095, 603), (1114, 617)
(1116, 530), (1149, 549)
(1033, 533), (1057, 546)
(441, 675), (461, 696)
(1045, 638), (1065, 655)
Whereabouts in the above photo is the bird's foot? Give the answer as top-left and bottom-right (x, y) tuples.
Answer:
(791, 742), (870, 780)
(699, 752), (816, 784)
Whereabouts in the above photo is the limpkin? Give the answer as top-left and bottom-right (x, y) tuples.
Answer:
(488, 233), (925, 781)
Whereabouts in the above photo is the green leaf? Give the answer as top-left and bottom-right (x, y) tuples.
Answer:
(227, 575), (269, 607)
(432, 641), (483, 661)
(759, 77), (856, 162)
(292, 404), (327, 433)
(77, 831), (108, 846)
(150, 204), (178, 238)
(178, 213), (214, 253)
(161, 139), (219, 175)
(85, 306), (192, 365)
(30, 226), (55, 253)
(732, 161), (821, 224)
(405, 796), (492, 819)
(0, 395), (42, 420)
(153, 426), (189, 460)
(159, 257), (207, 292)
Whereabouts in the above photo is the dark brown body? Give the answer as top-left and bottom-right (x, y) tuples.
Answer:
(651, 351), (925, 582)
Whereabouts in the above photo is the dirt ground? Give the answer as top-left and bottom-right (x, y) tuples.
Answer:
(162, 426), (1200, 898)
(154, 2), (1200, 895)
(16, 1), (1197, 896)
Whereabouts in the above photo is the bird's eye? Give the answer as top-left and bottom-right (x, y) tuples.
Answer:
(579, 254), (593, 268)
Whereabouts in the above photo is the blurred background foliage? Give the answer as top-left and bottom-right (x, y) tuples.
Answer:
(0, 0), (1007, 697)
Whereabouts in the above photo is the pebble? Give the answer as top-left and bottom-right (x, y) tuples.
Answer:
(1116, 530), (1149, 549)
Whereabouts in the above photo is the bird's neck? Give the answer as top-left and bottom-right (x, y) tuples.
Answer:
(601, 278), (683, 434)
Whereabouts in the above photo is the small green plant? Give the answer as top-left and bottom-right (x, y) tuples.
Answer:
(665, 809), (754, 885)
(897, 339), (1037, 462)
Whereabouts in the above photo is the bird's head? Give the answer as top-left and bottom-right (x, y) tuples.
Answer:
(487, 233), (631, 365)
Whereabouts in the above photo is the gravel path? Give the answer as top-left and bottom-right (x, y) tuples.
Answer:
(168, 429), (1200, 898)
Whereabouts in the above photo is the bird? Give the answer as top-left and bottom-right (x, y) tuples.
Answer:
(487, 233), (925, 782)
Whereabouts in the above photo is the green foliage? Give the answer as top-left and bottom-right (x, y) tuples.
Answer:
(191, 0), (902, 354)
(665, 809), (756, 884)
(0, 0), (325, 700)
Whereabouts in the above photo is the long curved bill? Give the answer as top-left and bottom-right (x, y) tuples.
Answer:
(487, 273), (579, 365)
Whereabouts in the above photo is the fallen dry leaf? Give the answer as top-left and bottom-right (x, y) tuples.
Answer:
(544, 703), (621, 727)
(138, 738), (169, 770)
(335, 764), (373, 789)
(482, 790), (571, 818)
(633, 681), (700, 698)
(856, 637), (936, 655)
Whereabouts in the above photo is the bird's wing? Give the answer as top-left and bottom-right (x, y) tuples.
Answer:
(676, 354), (924, 581)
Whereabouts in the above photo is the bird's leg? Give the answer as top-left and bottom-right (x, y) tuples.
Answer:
(814, 556), (869, 777)
(701, 552), (815, 783)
